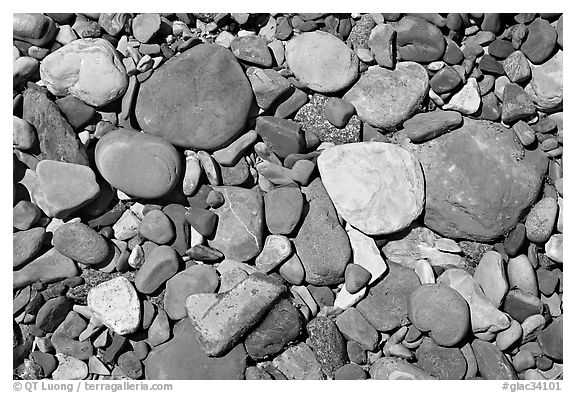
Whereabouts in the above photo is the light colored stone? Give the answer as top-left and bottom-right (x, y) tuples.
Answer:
(496, 319), (522, 351)
(255, 235), (292, 273)
(368, 24), (396, 68)
(182, 152), (201, 196)
(345, 224), (388, 283)
(415, 259), (435, 284)
(128, 245), (145, 269)
(525, 50), (562, 112)
(545, 234), (563, 263)
(197, 151), (221, 186)
(525, 197), (558, 243)
(52, 353), (88, 380)
(318, 142), (424, 235)
(433, 238), (461, 253)
(370, 357), (435, 380)
(508, 255), (539, 297)
(474, 251), (509, 307)
(87, 276), (141, 335)
(212, 130), (258, 166)
(494, 75), (511, 101)
(112, 209), (140, 241)
(503, 51), (531, 83)
(521, 314), (546, 344)
(334, 286), (366, 311)
(443, 77), (481, 114)
(291, 286), (318, 317)
(40, 38), (128, 107)
(272, 343), (325, 380)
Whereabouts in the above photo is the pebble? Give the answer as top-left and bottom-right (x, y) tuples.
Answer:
(186, 272), (285, 356)
(95, 129), (181, 199)
(256, 116), (306, 159)
(35, 160), (100, 219)
(147, 309), (170, 347)
(13, 200), (41, 231)
(54, 96), (95, 129)
(52, 353), (88, 380)
(135, 245), (180, 294)
(344, 62), (428, 130)
(132, 13), (161, 43)
(403, 110), (462, 143)
(471, 340), (518, 380)
(521, 18), (557, 64)
(513, 350), (536, 373)
(512, 120), (536, 146)
(415, 337), (467, 380)
(272, 343), (325, 380)
(345, 224), (387, 284)
(368, 24), (396, 68)
(14, 248), (78, 290)
(525, 197), (558, 243)
(35, 296), (71, 333)
(53, 222), (109, 265)
(502, 50), (531, 84)
(247, 67), (291, 110)
(521, 314), (546, 344)
(13, 227), (45, 268)
(185, 208), (217, 237)
(394, 16), (446, 62)
(278, 253), (306, 285)
(537, 315), (562, 361)
(370, 357), (435, 380)
(255, 235), (292, 273)
(508, 255), (539, 297)
(344, 264), (372, 294)
(306, 316), (347, 378)
(286, 31), (358, 93)
(274, 87), (309, 119)
(430, 66), (462, 94)
(335, 364), (368, 380)
(318, 142), (424, 235)
(13, 13), (57, 46)
(496, 319), (523, 351)
(87, 276), (141, 335)
(335, 307), (379, 351)
(525, 50), (563, 112)
(545, 234), (562, 264)
(112, 210), (140, 241)
(443, 78), (481, 115)
(501, 83), (536, 124)
(51, 311), (93, 360)
(162, 204), (190, 256)
(231, 35), (273, 67)
(139, 209), (175, 244)
(13, 116), (37, 150)
(474, 251), (509, 307)
(503, 289), (544, 323)
(324, 98), (355, 128)
(264, 185), (303, 235)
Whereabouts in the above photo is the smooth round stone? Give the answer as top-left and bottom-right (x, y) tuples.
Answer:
(135, 245), (180, 294)
(536, 268), (558, 296)
(403, 118), (548, 242)
(345, 264), (372, 294)
(135, 44), (253, 150)
(508, 255), (539, 297)
(503, 51), (531, 84)
(164, 265), (219, 320)
(513, 350), (535, 372)
(278, 253), (306, 285)
(87, 276), (141, 335)
(521, 18), (557, 65)
(488, 39), (515, 59)
(35, 296), (71, 333)
(95, 129), (181, 199)
(264, 185), (304, 235)
(525, 197), (558, 243)
(118, 351), (143, 379)
(185, 208), (217, 237)
(408, 283), (470, 347)
(324, 98), (355, 128)
(430, 66), (462, 94)
(286, 31), (359, 93)
(139, 209), (175, 244)
(13, 200), (41, 231)
(30, 351), (58, 377)
(53, 222), (109, 265)
(403, 110), (463, 143)
(40, 38), (128, 107)
(545, 234), (562, 264)
(132, 13), (160, 43)
(13, 13), (57, 46)
(525, 50), (562, 112)
(416, 337), (467, 380)
(344, 62), (428, 130)
(13, 227), (45, 268)
(335, 364), (368, 380)
(394, 16), (446, 62)
(55, 96), (96, 129)
(318, 142), (424, 236)
(504, 223), (526, 257)
(474, 251), (509, 307)
(496, 319), (522, 351)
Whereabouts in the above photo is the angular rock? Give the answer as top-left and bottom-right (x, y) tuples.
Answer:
(537, 316), (562, 362)
(335, 307), (379, 351)
(501, 83), (536, 124)
(525, 50), (562, 113)
(255, 116), (306, 159)
(474, 251), (509, 307)
(503, 51), (531, 84)
(246, 67), (291, 110)
(231, 35), (273, 67)
(368, 24), (396, 68)
(442, 78), (481, 115)
(135, 245), (180, 294)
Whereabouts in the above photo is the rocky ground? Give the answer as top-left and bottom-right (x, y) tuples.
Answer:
(13, 12), (563, 380)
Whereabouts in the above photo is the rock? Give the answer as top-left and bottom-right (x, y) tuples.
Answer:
(393, 16), (445, 62)
(357, 262), (420, 332)
(489, 39), (515, 59)
(430, 66), (462, 94)
(279, 253), (306, 285)
(212, 131), (257, 168)
(55, 96), (96, 129)
(147, 308), (170, 347)
(53, 222), (109, 265)
(472, 340), (518, 379)
(95, 129), (182, 199)
(293, 178), (351, 286)
(145, 318), (247, 379)
(246, 67), (291, 110)
(30, 352), (58, 377)
(501, 83), (536, 124)
(403, 110), (462, 143)
(14, 248), (78, 290)
(118, 351), (142, 379)
(208, 186), (264, 262)
(274, 87), (309, 119)
(525, 197), (558, 243)
(13, 13), (57, 46)
(324, 98), (355, 129)
(508, 255), (538, 297)
(255, 116), (306, 160)
(51, 311), (93, 360)
(503, 289), (543, 323)
(496, 319), (523, 351)
(286, 31), (358, 93)
(231, 35), (273, 67)
(87, 276), (141, 335)
(335, 364), (368, 380)
(185, 208), (217, 237)
(442, 78), (481, 115)
(438, 269), (510, 338)
(344, 62), (428, 130)
(370, 357), (435, 380)
(368, 24), (396, 68)
(345, 224), (387, 285)
(537, 316), (562, 361)
(479, 54), (505, 75)
(244, 298), (303, 360)
(186, 272), (286, 356)
(139, 209), (175, 244)
(545, 234), (563, 264)
(135, 44), (253, 150)
(521, 18), (557, 64)
(318, 142), (424, 235)
(132, 13), (160, 43)
(408, 283), (470, 347)
(13, 117), (37, 150)
(35, 296), (71, 333)
(525, 50), (562, 112)
(255, 235), (292, 273)
(307, 316), (347, 378)
(264, 185), (304, 235)
(13, 227), (45, 268)
(503, 51), (531, 84)
(473, 251), (509, 307)
(415, 337), (467, 380)
(112, 209), (140, 241)
(40, 38), (127, 107)
(135, 245), (180, 294)
(272, 343), (325, 380)
(13, 200), (41, 231)
(34, 160), (99, 219)
(345, 264), (371, 294)
(162, 204), (190, 256)
(52, 353), (88, 380)
(443, 38), (464, 65)
(403, 118), (548, 242)
(335, 307), (379, 351)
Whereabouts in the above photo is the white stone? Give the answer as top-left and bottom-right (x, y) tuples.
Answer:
(345, 224), (388, 283)
(182, 152), (201, 196)
(318, 142), (424, 235)
(87, 276), (141, 335)
(55, 25), (78, 46)
(545, 234), (563, 263)
(291, 286), (318, 317)
(525, 50), (562, 112)
(434, 238), (461, 253)
(334, 285), (366, 310)
(443, 77), (481, 115)
(494, 75), (511, 101)
(474, 251), (509, 307)
(112, 209), (140, 241)
(414, 259), (435, 284)
(197, 151), (221, 186)
(128, 245), (145, 269)
(52, 354), (88, 380)
(508, 255), (539, 296)
(215, 31), (235, 48)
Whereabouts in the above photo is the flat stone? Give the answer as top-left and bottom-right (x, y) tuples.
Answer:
(344, 62), (428, 130)
(525, 50), (562, 112)
(293, 178), (351, 286)
(335, 307), (379, 351)
(345, 224), (387, 284)
(496, 319), (523, 351)
(489, 39), (515, 59)
(14, 248), (78, 289)
(40, 38), (128, 107)
(393, 16), (446, 62)
(231, 35), (273, 67)
(135, 245), (180, 294)
(537, 316), (562, 361)
(403, 118), (547, 242)
(135, 44), (253, 150)
(474, 251), (509, 307)
(408, 283), (470, 347)
(35, 296), (72, 333)
(503, 289), (543, 323)
(13, 13), (57, 46)
(318, 142), (424, 235)
(415, 337), (467, 380)
(430, 66), (462, 94)
(255, 235), (292, 273)
(13, 227), (45, 268)
(443, 78), (481, 115)
(147, 308), (170, 347)
(118, 351), (143, 379)
(403, 110), (462, 143)
(208, 186), (264, 262)
(139, 209), (175, 244)
(545, 234), (563, 264)
(335, 364), (368, 380)
(144, 318), (247, 379)
(54, 96), (96, 129)
(370, 357), (435, 380)
(87, 276), (141, 335)
(255, 116), (306, 159)
(502, 83), (536, 124)
(264, 185), (304, 235)
(324, 98), (355, 129)
(345, 264), (371, 294)
(368, 24), (396, 68)
(272, 343), (325, 380)
(112, 209), (140, 241)
(525, 197), (558, 243)
(95, 129), (182, 199)
(286, 31), (358, 93)
(247, 67), (291, 110)
(163, 204), (190, 256)
(51, 311), (93, 360)
(306, 316), (347, 378)
(213, 130), (257, 167)
(186, 272), (286, 356)
(508, 255), (539, 297)
(13, 200), (41, 231)
(53, 222), (109, 265)
(471, 340), (518, 379)
(13, 116), (37, 151)
(279, 253), (306, 285)
(521, 18), (557, 65)
(357, 262), (420, 332)
(479, 54), (505, 75)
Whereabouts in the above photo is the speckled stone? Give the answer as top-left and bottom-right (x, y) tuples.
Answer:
(306, 316), (347, 378)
